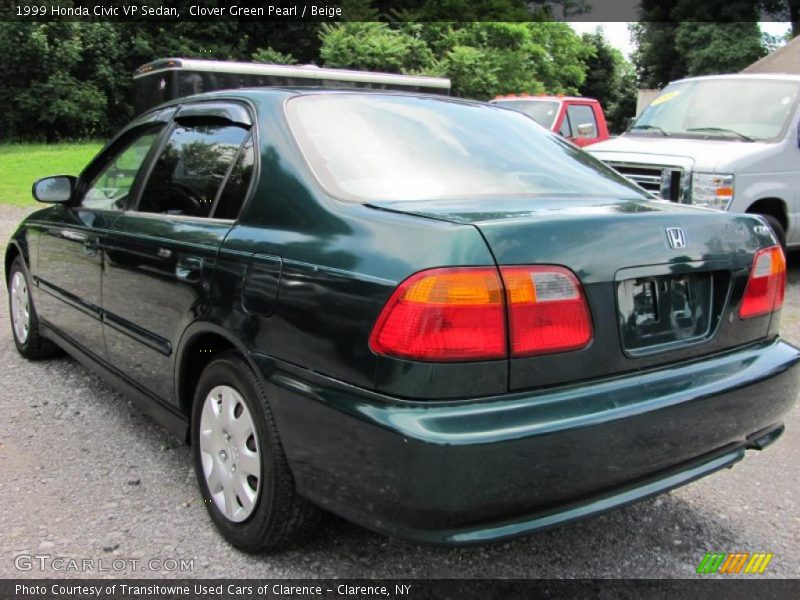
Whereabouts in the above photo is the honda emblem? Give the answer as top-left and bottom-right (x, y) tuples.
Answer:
(666, 227), (686, 249)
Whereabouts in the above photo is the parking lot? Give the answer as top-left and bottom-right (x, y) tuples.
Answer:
(1, 202), (798, 579)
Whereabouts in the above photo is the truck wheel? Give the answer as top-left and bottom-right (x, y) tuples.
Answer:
(8, 256), (60, 360)
(192, 351), (321, 552)
(760, 215), (786, 251)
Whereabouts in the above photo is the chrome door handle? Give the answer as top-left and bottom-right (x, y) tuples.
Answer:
(175, 256), (203, 282)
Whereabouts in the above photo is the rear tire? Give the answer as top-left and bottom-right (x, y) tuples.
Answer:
(191, 351), (321, 552)
(760, 214), (786, 251)
(8, 256), (60, 360)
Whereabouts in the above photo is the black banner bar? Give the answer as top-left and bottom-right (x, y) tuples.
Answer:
(0, 0), (792, 23)
(2, 579), (800, 600)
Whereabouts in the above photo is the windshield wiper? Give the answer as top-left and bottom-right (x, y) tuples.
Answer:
(686, 127), (755, 142)
(629, 124), (669, 136)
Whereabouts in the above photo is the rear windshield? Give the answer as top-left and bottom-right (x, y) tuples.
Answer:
(285, 94), (647, 203)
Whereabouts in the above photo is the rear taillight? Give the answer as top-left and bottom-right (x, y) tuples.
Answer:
(368, 267), (506, 361)
(501, 266), (593, 356)
(370, 265), (593, 361)
(740, 245), (786, 319)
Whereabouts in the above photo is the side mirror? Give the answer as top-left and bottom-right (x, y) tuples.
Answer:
(577, 123), (596, 138)
(32, 175), (76, 204)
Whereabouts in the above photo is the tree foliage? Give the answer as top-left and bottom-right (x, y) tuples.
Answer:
(675, 22), (766, 76)
(0, 23), (122, 140)
(579, 30), (638, 133)
(252, 46), (299, 65)
(0, 13), (629, 141)
(319, 22), (433, 72)
(632, 0), (770, 89)
(318, 21), (590, 99)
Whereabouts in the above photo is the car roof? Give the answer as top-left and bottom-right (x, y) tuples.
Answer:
(144, 87), (491, 114)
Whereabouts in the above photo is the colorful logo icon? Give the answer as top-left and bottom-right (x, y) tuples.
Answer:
(696, 552), (773, 574)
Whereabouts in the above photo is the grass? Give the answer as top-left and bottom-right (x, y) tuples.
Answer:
(0, 142), (104, 206)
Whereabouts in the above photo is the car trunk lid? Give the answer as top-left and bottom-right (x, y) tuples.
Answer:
(367, 196), (779, 391)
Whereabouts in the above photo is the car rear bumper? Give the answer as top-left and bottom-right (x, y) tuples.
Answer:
(253, 338), (800, 544)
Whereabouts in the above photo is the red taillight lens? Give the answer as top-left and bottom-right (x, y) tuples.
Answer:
(369, 267), (506, 361)
(501, 266), (593, 356)
(740, 245), (786, 319)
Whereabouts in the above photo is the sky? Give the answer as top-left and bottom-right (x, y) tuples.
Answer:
(568, 22), (793, 58)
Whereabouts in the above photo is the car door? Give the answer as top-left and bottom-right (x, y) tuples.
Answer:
(35, 121), (167, 357)
(102, 102), (255, 403)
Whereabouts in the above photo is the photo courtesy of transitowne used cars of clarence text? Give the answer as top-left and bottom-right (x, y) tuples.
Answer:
(5, 59), (800, 552)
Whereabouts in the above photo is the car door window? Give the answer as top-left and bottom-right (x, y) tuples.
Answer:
(566, 104), (597, 138)
(82, 128), (162, 210)
(137, 120), (249, 218)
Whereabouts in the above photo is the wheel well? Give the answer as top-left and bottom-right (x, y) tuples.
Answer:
(177, 332), (236, 425)
(4, 244), (21, 284)
(747, 198), (787, 232)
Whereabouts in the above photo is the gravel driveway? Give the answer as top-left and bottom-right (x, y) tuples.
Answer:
(1, 203), (798, 579)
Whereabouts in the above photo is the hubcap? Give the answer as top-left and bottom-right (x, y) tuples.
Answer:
(199, 385), (261, 522)
(10, 271), (30, 344)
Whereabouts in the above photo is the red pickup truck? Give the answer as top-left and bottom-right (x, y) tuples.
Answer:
(491, 94), (610, 147)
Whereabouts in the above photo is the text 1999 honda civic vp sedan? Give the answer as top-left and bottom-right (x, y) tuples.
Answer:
(6, 90), (800, 551)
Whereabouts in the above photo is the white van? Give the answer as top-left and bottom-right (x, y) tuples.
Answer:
(587, 74), (800, 248)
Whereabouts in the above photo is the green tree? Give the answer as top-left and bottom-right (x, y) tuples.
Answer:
(379, 0), (541, 21)
(0, 23), (121, 140)
(630, 8), (685, 89)
(579, 30), (638, 133)
(632, 0), (769, 89)
(319, 21), (589, 100)
(675, 23), (766, 76)
(319, 22), (433, 72)
(252, 47), (298, 65)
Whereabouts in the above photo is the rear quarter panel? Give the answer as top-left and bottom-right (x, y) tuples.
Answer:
(207, 94), (507, 399)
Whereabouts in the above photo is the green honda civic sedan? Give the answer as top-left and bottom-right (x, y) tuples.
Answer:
(5, 89), (799, 552)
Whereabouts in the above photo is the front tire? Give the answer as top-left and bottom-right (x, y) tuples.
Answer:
(8, 256), (60, 360)
(191, 351), (321, 552)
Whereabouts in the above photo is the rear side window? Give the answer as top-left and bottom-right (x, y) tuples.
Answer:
(565, 104), (597, 137)
(138, 121), (249, 218)
(214, 136), (255, 220)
